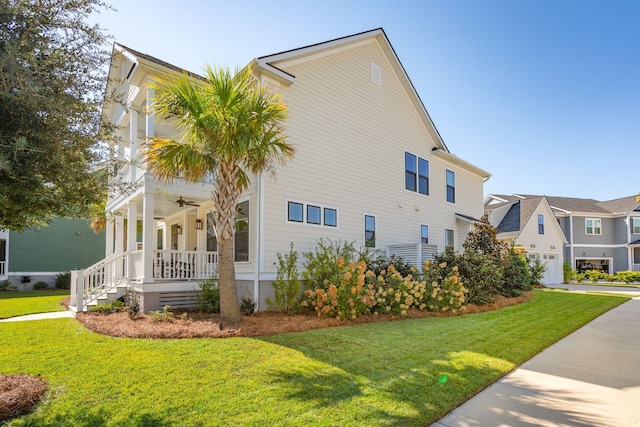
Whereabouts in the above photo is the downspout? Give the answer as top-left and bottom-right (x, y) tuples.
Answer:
(627, 214), (632, 271)
(253, 172), (263, 310)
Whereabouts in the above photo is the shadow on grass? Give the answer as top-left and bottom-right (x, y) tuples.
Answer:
(16, 407), (172, 427)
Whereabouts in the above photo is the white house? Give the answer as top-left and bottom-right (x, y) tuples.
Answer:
(70, 28), (491, 312)
(484, 195), (567, 284)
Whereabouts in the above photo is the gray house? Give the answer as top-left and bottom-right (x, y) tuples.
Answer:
(486, 194), (640, 274)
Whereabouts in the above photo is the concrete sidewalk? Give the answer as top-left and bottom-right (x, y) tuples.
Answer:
(433, 296), (640, 426)
(0, 310), (74, 322)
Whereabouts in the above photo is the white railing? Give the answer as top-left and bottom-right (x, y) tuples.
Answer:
(70, 252), (128, 311)
(0, 260), (5, 277)
(632, 264), (640, 272)
(153, 250), (218, 280)
(387, 244), (439, 270)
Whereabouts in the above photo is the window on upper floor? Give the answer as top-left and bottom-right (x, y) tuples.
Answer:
(365, 215), (376, 248)
(446, 169), (456, 203)
(538, 214), (544, 235)
(585, 218), (601, 235)
(405, 152), (429, 196)
(421, 224), (429, 244)
(445, 229), (454, 249)
(633, 218), (640, 234)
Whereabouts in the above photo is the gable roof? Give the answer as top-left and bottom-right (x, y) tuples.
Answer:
(496, 196), (544, 237)
(255, 28), (450, 152)
(487, 194), (640, 215)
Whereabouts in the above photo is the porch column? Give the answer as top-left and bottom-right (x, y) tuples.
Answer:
(129, 109), (138, 182)
(141, 191), (155, 283)
(105, 217), (114, 256)
(115, 214), (124, 254)
(126, 201), (138, 278)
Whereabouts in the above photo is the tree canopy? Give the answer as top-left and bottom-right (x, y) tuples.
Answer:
(0, 0), (111, 231)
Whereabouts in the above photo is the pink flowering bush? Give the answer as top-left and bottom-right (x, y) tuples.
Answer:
(301, 258), (467, 320)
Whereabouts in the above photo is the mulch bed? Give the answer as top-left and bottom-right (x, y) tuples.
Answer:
(75, 293), (531, 339)
(0, 374), (47, 421)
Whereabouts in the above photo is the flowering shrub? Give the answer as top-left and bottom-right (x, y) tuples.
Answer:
(301, 259), (467, 319)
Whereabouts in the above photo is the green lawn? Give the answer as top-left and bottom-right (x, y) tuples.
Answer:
(0, 291), (628, 426)
(0, 290), (69, 319)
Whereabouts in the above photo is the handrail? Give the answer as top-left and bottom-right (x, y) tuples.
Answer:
(153, 250), (218, 280)
(71, 251), (128, 311)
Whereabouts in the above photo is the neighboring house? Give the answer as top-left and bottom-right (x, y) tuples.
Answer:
(486, 193), (640, 277)
(484, 196), (567, 284)
(1, 218), (105, 288)
(71, 28), (491, 312)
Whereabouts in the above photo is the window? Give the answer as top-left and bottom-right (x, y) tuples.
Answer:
(288, 202), (303, 222)
(421, 225), (429, 244)
(585, 218), (601, 235)
(633, 218), (640, 234)
(445, 229), (454, 249)
(538, 214), (544, 235)
(206, 212), (217, 252)
(365, 215), (376, 248)
(156, 229), (163, 250)
(324, 208), (337, 227)
(405, 152), (416, 192)
(307, 205), (321, 225)
(405, 152), (429, 196)
(287, 200), (337, 227)
(446, 170), (456, 203)
(235, 201), (249, 262)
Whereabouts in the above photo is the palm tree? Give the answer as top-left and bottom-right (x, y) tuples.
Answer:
(144, 65), (294, 323)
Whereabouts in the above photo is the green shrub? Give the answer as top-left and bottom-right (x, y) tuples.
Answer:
(267, 243), (302, 315)
(302, 238), (356, 290)
(563, 262), (574, 283)
(500, 249), (531, 297)
(528, 257), (547, 286)
(123, 290), (140, 319)
(240, 296), (256, 316)
(422, 248), (500, 305)
(92, 300), (125, 314)
(0, 279), (16, 291)
(55, 272), (71, 289)
(367, 253), (414, 278)
(196, 277), (220, 313)
(614, 270), (640, 283)
(584, 269), (603, 283)
(33, 281), (50, 290)
(575, 272), (585, 283)
(148, 305), (174, 322)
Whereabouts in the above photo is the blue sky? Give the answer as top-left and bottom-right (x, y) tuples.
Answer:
(95, 0), (639, 201)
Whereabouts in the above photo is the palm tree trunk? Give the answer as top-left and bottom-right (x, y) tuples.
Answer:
(214, 159), (241, 323)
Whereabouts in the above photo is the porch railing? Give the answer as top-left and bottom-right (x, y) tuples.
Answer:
(153, 250), (218, 280)
(0, 260), (5, 277)
(70, 251), (127, 311)
(632, 264), (640, 272)
(387, 244), (439, 270)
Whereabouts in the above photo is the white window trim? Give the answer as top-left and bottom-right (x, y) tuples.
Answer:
(404, 150), (430, 197)
(285, 199), (339, 229)
(632, 217), (640, 234)
(446, 169), (456, 204)
(364, 213), (377, 248)
(420, 223), (429, 244)
(445, 228), (455, 249)
(585, 218), (602, 235)
(234, 198), (251, 264)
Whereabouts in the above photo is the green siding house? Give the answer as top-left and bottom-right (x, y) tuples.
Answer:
(1, 218), (105, 289)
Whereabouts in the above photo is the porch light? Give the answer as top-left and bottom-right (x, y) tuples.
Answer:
(176, 225), (183, 235)
(195, 219), (203, 230)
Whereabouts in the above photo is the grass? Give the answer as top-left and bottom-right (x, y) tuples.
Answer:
(0, 290), (628, 426)
(0, 291), (69, 319)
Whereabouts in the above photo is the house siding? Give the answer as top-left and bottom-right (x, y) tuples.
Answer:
(259, 39), (485, 273)
(7, 218), (105, 284)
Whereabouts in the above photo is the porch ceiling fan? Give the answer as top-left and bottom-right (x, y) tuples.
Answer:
(175, 197), (200, 208)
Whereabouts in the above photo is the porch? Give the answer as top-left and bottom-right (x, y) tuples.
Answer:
(70, 249), (217, 312)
